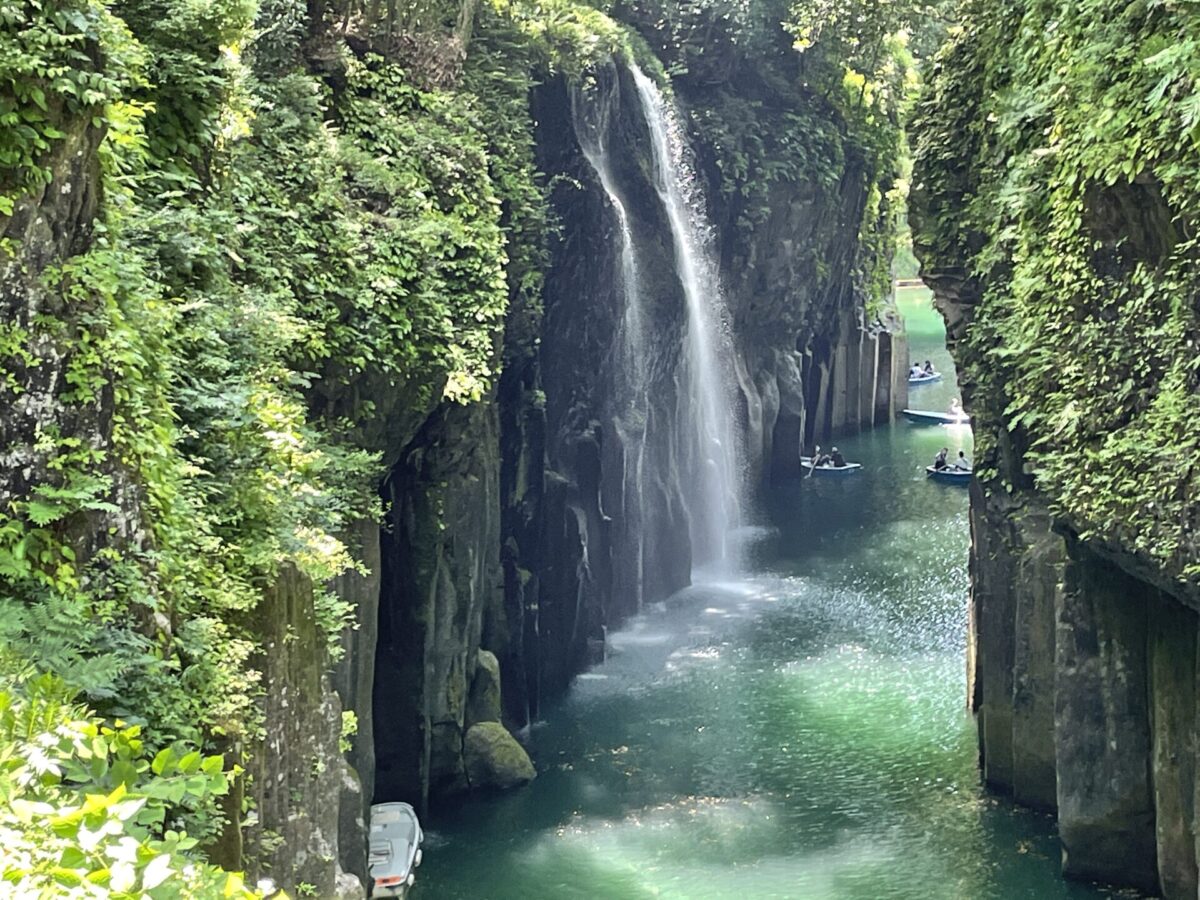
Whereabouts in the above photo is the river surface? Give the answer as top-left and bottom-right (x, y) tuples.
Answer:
(415, 289), (1112, 899)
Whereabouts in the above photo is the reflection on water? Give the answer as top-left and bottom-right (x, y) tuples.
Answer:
(415, 290), (1113, 899)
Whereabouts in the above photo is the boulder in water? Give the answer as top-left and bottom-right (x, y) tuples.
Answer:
(463, 722), (535, 790)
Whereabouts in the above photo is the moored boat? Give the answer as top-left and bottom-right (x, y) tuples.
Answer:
(369, 802), (424, 898)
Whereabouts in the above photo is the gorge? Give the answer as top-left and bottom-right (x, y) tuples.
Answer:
(3, 0), (1199, 897)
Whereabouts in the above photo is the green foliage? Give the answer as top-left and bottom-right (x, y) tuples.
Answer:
(912, 0), (1200, 588)
(338, 710), (357, 754)
(3, 0), (919, 887)
(297, 52), (508, 404)
(497, 0), (633, 74)
(0, 0), (145, 214)
(0, 672), (254, 897)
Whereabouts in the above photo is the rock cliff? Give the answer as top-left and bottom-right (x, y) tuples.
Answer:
(912, 1), (1200, 893)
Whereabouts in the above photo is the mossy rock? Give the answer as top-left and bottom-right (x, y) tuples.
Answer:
(463, 722), (535, 791)
(467, 650), (502, 726)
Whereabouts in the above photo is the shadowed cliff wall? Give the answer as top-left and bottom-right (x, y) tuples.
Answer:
(913, 3), (1200, 890)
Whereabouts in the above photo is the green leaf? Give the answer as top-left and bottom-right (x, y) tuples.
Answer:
(177, 750), (202, 774)
(150, 748), (174, 777)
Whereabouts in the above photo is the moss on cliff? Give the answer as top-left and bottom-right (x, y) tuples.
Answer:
(911, 0), (1200, 595)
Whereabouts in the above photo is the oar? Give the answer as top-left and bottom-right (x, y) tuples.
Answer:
(806, 445), (819, 479)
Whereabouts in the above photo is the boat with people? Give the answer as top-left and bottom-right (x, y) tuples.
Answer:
(926, 465), (971, 485)
(801, 455), (863, 475)
(369, 802), (424, 898)
(908, 371), (943, 385)
(908, 360), (942, 385)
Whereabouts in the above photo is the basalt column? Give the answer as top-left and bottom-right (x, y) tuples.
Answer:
(1055, 540), (1156, 892)
(373, 398), (503, 808)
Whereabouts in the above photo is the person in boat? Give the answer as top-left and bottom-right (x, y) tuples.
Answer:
(830, 447), (847, 468)
(933, 447), (949, 470)
(953, 450), (971, 471)
(949, 398), (963, 417)
(909, 363), (924, 378)
(922, 360), (936, 375)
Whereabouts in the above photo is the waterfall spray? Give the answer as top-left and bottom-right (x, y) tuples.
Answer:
(572, 75), (651, 606)
(570, 63), (743, 593)
(630, 64), (742, 570)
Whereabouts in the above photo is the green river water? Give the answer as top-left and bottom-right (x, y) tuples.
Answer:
(414, 289), (1114, 899)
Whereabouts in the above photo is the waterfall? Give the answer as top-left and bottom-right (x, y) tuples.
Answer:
(570, 63), (742, 596)
(629, 64), (741, 569)
(571, 75), (651, 606)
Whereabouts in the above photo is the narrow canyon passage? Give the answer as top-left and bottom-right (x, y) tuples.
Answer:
(412, 294), (1111, 899)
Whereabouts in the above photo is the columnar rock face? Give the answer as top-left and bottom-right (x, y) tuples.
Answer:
(0, 91), (144, 601)
(919, 269), (1200, 897)
(1055, 543), (1156, 890)
(1151, 601), (1199, 900)
(331, 520), (382, 883)
(372, 398), (503, 808)
(246, 564), (361, 896)
(965, 488), (1060, 810)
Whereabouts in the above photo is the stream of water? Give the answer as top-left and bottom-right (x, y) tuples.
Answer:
(631, 64), (741, 566)
(414, 289), (1116, 900)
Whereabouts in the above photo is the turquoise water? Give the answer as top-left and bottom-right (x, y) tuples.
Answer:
(413, 290), (1112, 899)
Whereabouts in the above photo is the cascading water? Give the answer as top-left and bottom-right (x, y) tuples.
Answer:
(629, 64), (742, 569)
(571, 74), (652, 608)
(569, 62), (742, 599)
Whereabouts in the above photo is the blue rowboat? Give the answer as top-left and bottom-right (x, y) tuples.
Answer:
(902, 408), (971, 426)
(908, 372), (943, 385)
(801, 457), (863, 475)
(926, 465), (971, 484)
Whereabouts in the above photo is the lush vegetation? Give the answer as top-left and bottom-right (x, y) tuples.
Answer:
(2, 0), (919, 890)
(2, 0), (545, 886)
(912, 0), (1200, 589)
(614, 0), (923, 310)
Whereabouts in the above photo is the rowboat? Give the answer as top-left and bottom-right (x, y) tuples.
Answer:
(926, 465), (971, 484)
(902, 408), (971, 426)
(801, 456), (863, 474)
(370, 802), (424, 897)
(908, 371), (942, 385)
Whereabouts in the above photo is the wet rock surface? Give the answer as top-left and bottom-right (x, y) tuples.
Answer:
(463, 722), (537, 791)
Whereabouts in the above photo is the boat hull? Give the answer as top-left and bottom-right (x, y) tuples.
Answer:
(902, 408), (971, 426)
(908, 373), (943, 385)
(801, 457), (863, 475)
(926, 465), (971, 484)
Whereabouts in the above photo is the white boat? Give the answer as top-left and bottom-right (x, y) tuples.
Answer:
(369, 802), (424, 898)
(908, 371), (942, 385)
(801, 456), (863, 474)
(926, 465), (971, 485)
(902, 408), (971, 426)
